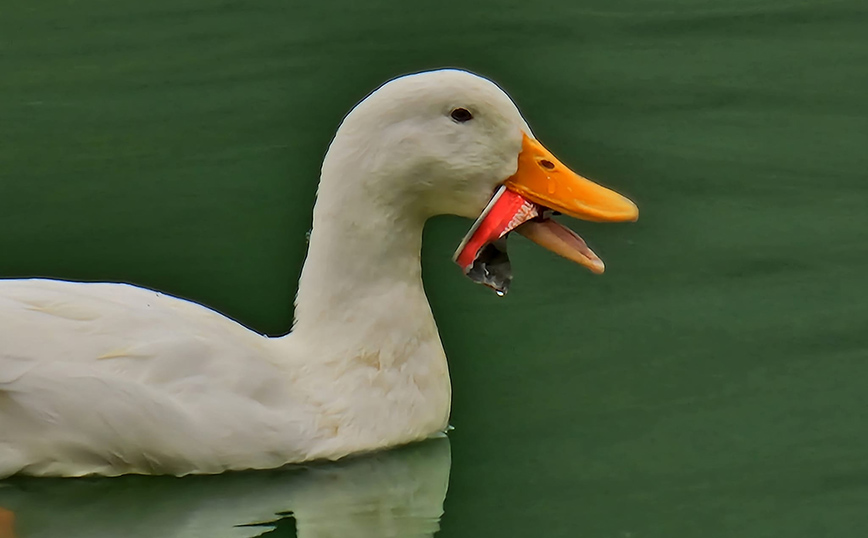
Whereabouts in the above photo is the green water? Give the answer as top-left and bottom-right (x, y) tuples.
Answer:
(2, 0), (868, 535)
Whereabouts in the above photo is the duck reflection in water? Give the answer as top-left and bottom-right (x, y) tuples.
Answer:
(0, 437), (449, 538)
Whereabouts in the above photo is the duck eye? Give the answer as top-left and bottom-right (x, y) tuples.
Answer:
(450, 108), (473, 123)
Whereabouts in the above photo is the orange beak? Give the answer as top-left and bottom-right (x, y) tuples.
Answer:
(504, 134), (638, 223)
(454, 133), (638, 294)
(505, 133), (637, 275)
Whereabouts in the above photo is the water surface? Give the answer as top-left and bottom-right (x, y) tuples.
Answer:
(1, 0), (867, 536)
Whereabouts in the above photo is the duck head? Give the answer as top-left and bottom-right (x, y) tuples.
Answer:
(318, 69), (638, 295)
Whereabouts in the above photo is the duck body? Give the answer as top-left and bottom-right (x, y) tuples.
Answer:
(0, 69), (637, 477)
(1, 278), (310, 477)
(0, 278), (450, 477)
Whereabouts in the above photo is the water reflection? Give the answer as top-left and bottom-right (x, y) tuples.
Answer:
(0, 437), (450, 538)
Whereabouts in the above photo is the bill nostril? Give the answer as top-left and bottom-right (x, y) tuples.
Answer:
(539, 159), (555, 170)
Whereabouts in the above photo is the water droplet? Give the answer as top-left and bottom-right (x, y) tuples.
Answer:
(495, 289), (505, 297)
(547, 178), (557, 194)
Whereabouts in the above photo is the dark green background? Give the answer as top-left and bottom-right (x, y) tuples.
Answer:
(2, 0), (867, 535)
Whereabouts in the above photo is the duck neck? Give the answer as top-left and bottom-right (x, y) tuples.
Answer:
(292, 122), (442, 345)
(283, 158), (451, 456)
(292, 183), (432, 340)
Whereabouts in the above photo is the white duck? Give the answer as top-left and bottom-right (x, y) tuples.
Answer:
(0, 69), (637, 478)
